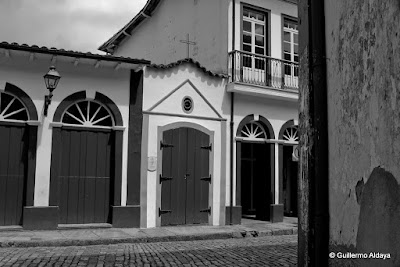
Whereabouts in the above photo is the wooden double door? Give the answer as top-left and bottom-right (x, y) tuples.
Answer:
(160, 127), (210, 226)
(0, 123), (28, 226)
(55, 127), (113, 224)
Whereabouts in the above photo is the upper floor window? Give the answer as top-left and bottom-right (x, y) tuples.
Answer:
(283, 18), (298, 76)
(283, 18), (298, 63)
(242, 8), (268, 70)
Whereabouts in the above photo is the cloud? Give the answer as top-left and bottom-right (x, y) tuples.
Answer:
(0, 0), (147, 53)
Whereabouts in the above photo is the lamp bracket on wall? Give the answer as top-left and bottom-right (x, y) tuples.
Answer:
(44, 92), (53, 116)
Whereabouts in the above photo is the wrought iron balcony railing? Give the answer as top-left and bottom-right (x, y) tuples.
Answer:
(228, 50), (299, 90)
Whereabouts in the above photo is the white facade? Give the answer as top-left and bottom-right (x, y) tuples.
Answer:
(140, 64), (228, 227)
(0, 50), (132, 208)
(138, 60), (298, 226)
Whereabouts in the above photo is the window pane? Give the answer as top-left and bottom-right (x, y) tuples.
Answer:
(63, 112), (79, 124)
(294, 44), (298, 54)
(96, 116), (113, 127)
(257, 14), (265, 21)
(294, 33), (298, 44)
(243, 34), (251, 44)
(249, 12), (257, 19)
(284, 42), (291, 53)
(285, 64), (291, 75)
(294, 55), (299, 62)
(294, 67), (299, 76)
(284, 19), (298, 30)
(243, 21), (251, 32)
(243, 9), (249, 17)
(255, 36), (264, 46)
(255, 58), (265, 70)
(0, 93), (13, 114)
(284, 53), (291, 61)
(243, 55), (252, 68)
(255, 47), (264, 55)
(7, 109), (28, 121)
(77, 101), (88, 118)
(255, 24), (264, 35)
(243, 44), (251, 52)
(284, 31), (291, 42)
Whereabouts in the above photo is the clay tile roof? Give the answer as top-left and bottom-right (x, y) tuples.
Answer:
(149, 58), (228, 78)
(0, 41), (150, 65)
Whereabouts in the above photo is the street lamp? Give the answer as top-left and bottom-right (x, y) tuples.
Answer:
(43, 66), (61, 116)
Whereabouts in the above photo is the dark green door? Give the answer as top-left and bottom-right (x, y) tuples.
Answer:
(0, 122), (27, 226)
(160, 127), (210, 226)
(57, 127), (113, 224)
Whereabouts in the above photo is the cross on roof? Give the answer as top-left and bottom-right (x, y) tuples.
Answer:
(180, 34), (196, 59)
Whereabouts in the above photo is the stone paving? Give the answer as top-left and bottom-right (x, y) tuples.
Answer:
(0, 235), (297, 267)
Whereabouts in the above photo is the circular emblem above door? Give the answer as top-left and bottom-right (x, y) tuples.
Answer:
(182, 96), (194, 113)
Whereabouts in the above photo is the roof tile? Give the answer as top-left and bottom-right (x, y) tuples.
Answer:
(149, 58), (228, 78)
(0, 41), (150, 65)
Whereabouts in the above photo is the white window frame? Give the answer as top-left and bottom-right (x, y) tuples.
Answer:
(283, 18), (299, 75)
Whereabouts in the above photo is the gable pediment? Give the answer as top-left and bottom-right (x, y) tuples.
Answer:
(147, 79), (222, 119)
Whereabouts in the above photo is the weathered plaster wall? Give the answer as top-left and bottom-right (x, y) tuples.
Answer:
(0, 53), (131, 207)
(114, 0), (229, 75)
(325, 0), (400, 265)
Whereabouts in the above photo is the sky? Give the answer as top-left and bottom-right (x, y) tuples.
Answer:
(0, 0), (148, 54)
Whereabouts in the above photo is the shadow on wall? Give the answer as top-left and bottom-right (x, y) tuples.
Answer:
(356, 167), (400, 267)
(329, 167), (400, 267)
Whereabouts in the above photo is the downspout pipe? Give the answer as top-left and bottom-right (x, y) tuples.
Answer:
(229, 0), (236, 225)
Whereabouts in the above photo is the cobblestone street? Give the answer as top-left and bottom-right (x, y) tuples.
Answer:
(0, 235), (297, 267)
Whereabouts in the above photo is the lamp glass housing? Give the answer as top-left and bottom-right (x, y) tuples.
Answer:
(43, 66), (61, 92)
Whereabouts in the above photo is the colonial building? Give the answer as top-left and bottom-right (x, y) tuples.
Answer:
(0, 42), (149, 229)
(0, 0), (298, 230)
(99, 0), (299, 227)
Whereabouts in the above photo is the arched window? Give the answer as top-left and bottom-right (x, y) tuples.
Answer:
(282, 126), (298, 143)
(61, 100), (114, 127)
(240, 121), (267, 140)
(0, 91), (29, 121)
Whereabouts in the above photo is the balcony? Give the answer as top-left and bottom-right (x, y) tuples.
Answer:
(227, 50), (299, 101)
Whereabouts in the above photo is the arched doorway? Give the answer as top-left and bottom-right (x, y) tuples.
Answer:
(50, 91), (123, 225)
(0, 83), (38, 226)
(236, 115), (275, 221)
(160, 127), (211, 226)
(279, 121), (299, 217)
